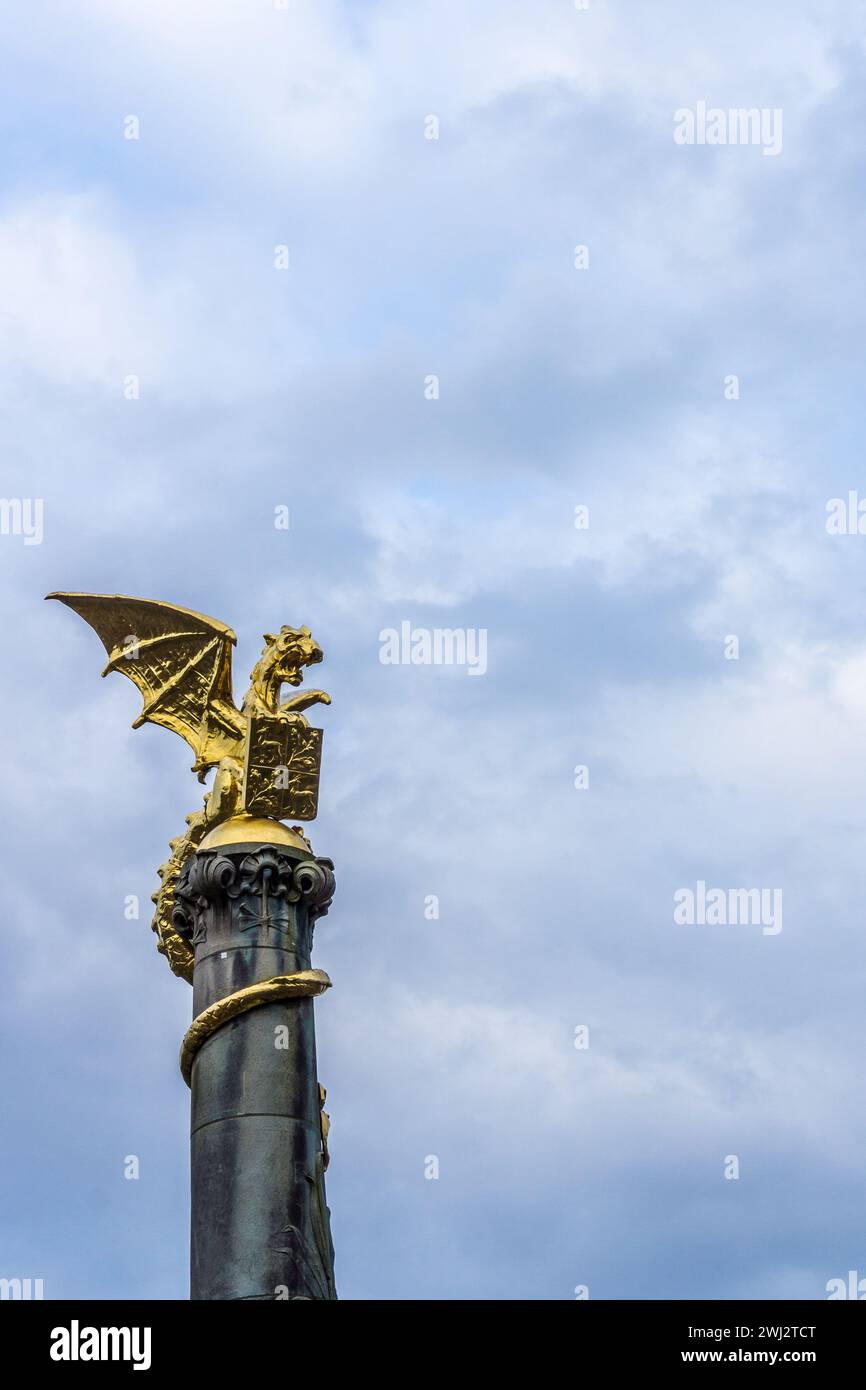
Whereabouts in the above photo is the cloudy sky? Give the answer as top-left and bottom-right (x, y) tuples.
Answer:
(2, 0), (866, 1300)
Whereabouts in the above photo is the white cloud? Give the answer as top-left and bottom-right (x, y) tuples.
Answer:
(2, 0), (866, 1301)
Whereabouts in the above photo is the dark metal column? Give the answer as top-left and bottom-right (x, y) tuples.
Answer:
(173, 832), (337, 1301)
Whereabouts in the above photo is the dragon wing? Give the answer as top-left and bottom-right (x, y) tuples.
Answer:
(47, 592), (245, 771)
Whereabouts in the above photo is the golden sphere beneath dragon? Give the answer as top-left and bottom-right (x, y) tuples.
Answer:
(199, 814), (312, 853)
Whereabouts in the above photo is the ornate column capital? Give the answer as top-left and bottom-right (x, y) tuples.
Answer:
(171, 847), (335, 954)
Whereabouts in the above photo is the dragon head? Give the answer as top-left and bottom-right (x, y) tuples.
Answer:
(259, 625), (324, 689)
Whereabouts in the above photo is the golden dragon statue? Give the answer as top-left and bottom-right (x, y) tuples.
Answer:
(47, 592), (331, 984)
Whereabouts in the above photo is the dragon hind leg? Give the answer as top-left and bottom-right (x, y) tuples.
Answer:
(151, 760), (245, 982)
